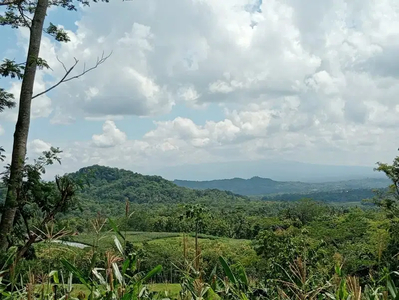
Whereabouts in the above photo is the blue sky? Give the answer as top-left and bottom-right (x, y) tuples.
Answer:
(1, 0), (399, 181)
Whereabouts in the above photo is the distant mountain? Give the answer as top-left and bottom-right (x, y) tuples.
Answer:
(156, 159), (385, 182)
(69, 165), (249, 205)
(173, 177), (390, 196)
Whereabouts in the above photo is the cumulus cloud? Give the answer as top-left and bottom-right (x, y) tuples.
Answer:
(25, 0), (398, 125)
(0, 77), (53, 123)
(3, 0), (399, 176)
(92, 120), (127, 148)
(29, 139), (52, 155)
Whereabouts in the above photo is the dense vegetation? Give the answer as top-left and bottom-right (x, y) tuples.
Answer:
(1, 140), (390, 288)
(3, 155), (399, 299)
(2, 153), (399, 299)
(263, 188), (380, 203)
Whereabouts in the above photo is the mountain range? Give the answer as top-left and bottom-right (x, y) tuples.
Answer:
(174, 176), (390, 196)
(155, 159), (385, 182)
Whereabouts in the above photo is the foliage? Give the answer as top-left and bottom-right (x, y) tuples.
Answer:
(0, 148), (83, 268)
(264, 188), (382, 204)
(68, 165), (249, 206)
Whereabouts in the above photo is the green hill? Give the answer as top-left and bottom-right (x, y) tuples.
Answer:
(69, 165), (249, 205)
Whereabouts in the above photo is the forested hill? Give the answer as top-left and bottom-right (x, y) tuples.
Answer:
(173, 176), (390, 196)
(69, 165), (248, 204)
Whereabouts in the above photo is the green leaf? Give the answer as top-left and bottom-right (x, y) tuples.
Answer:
(108, 218), (125, 241)
(387, 276), (397, 299)
(142, 265), (162, 282)
(237, 265), (248, 287)
(45, 23), (71, 42)
(122, 258), (130, 275)
(0, 59), (24, 79)
(61, 259), (90, 288)
(219, 256), (237, 285)
(49, 270), (59, 284)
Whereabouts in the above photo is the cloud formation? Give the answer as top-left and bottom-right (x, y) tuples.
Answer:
(2, 0), (399, 177)
(29, 139), (52, 155)
(92, 120), (127, 148)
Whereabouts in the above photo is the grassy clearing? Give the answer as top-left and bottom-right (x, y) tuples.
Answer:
(149, 283), (181, 297)
(69, 231), (225, 251)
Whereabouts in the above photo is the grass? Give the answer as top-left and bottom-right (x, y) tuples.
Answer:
(149, 283), (181, 297)
(69, 231), (227, 251)
(36, 283), (181, 299)
(31, 231), (255, 299)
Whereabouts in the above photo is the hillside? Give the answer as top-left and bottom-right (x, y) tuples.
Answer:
(174, 176), (390, 196)
(69, 165), (249, 205)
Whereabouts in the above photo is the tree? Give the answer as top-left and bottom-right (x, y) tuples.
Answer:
(180, 204), (209, 272)
(0, 0), (110, 251)
(0, 84), (16, 162)
(373, 150), (399, 217)
(0, 147), (81, 266)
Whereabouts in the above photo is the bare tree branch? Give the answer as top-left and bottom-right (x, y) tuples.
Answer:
(17, 3), (32, 28)
(56, 55), (68, 73)
(31, 51), (112, 100)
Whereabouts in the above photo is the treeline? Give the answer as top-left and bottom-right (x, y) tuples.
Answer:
(262, 188), (381, 203)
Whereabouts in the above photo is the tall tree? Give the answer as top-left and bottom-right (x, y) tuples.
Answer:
(0, 0), (110, 251)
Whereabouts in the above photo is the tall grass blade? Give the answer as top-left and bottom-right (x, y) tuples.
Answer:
(108, 218), (125, 241)
(219, 256), (237, 285)
(142, 265), (162, 282)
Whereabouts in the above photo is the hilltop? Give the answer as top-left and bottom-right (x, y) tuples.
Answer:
(69, 165), (249, 205)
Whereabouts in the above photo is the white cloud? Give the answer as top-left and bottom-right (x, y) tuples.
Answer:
(1, 77), (53, 123)
(29, 0), (397, 124)
(3, 0), (399, 176)
(0, 125), (4, 136)
(92, 120), (127, 148)
(29, 139), (52, 155)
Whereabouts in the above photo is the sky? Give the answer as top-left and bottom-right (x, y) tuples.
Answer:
(1, 0), (399, 181)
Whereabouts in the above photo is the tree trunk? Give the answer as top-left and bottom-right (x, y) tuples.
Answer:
(0, 0), (49, 251)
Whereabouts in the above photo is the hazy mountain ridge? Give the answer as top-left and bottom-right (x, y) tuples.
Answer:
(174, 176), (390, 196)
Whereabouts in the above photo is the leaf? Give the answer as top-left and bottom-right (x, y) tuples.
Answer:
(112, 262), (125, 285)
(237, 265), (248, 287)
(49, 270), (59, 284)
(219, 256), (237, 285)
(113, 235), (125, 256)
(61, 259), (90, 288)
(387, 277), (397, 299)
(92, 268), (107, 285)
(142, 265), (162, 282)
(108, 218), (125, 241)
(122, 258), (130, 275)
(45, 23), (71, 42)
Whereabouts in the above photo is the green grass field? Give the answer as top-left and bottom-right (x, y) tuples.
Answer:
(32, 231), (255, 299)
(69, 231), (230, 251)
